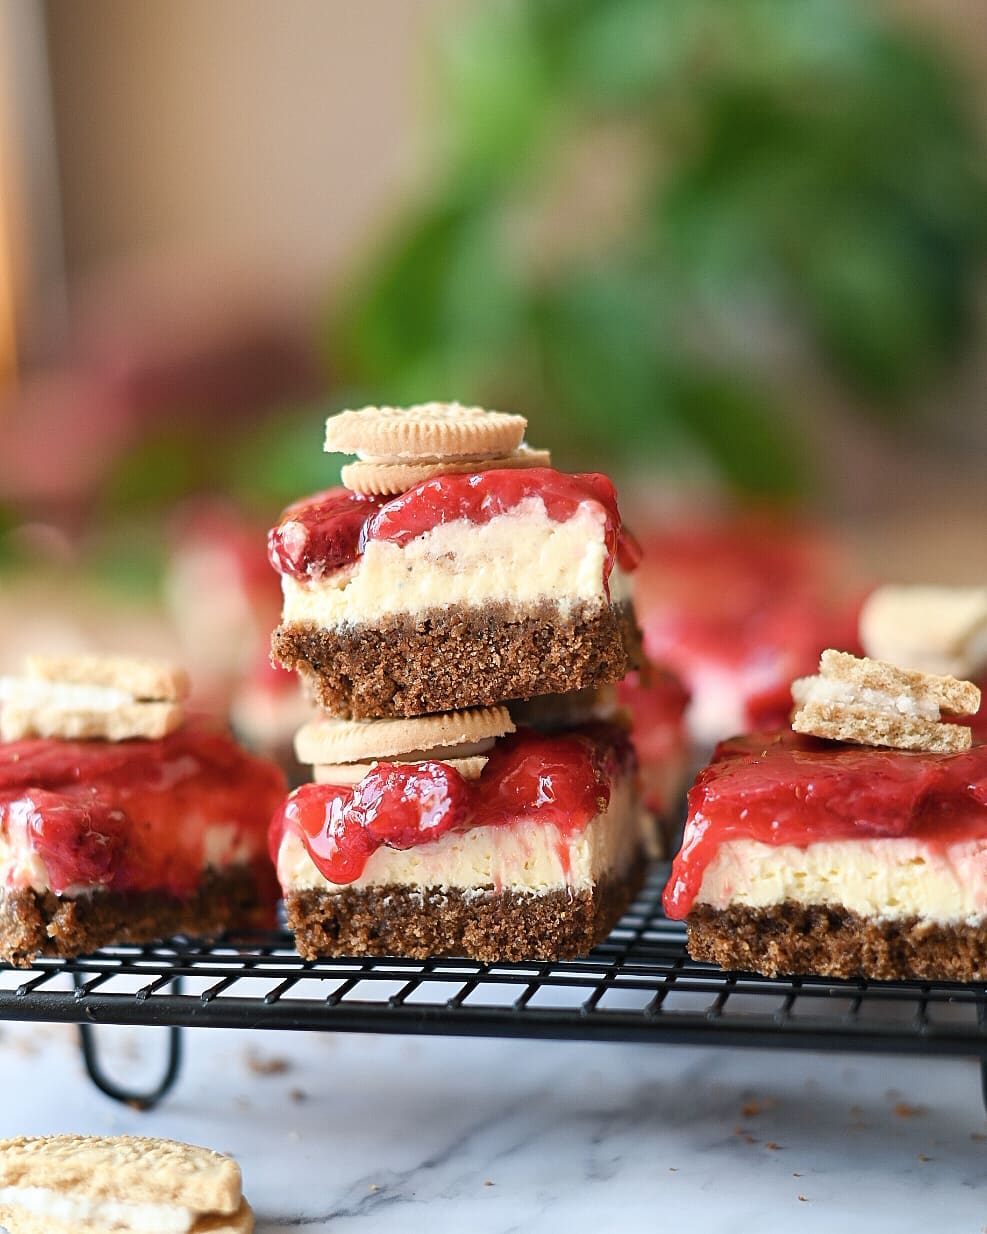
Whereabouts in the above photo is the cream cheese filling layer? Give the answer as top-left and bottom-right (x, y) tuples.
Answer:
(280, 497), (632, 627)
(278, 774), (644, 895)
(0, 1185), (197, 1234)
(696, 838), (987, 923)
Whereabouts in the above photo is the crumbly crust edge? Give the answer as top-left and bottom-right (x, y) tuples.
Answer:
(283, 851), (647, 963)
(687, 900), (987, 981)
(0, 866), (275, 968)
(273, 598), (642, 719)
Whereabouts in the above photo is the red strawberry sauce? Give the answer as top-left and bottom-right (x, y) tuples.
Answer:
(271, 725), (633, 885)
(266, 469), (640, 591)
(0, 727), (286, 897)
(663, 731), (987, 919)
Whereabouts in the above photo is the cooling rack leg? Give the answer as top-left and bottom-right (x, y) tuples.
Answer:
(981, 1059), (987, 1117)
(76, 1022), (183, 1111)
(71, 970), (184, 1109)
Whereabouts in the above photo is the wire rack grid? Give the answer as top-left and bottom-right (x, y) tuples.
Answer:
(2, 865), (987, 1109)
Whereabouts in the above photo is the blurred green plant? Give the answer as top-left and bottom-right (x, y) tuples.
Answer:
(0, 504), (25, 570)
(332, 0), (986, 497)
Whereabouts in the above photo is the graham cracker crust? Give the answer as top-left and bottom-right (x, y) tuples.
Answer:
(688, 901), (987, 981)
(0, 865), (275, 968)
(283, 851), (646, 962)
(272, 599), (642, 719)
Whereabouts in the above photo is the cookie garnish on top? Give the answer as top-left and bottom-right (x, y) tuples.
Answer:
(791, 648), (980, 753)
(325, 401), (551, 496)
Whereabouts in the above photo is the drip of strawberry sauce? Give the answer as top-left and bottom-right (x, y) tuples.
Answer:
(271, 725), (632, 885)
(0, 727), (286, 898)
(663, 731), (987, 919)
(267, 469), (640, 588)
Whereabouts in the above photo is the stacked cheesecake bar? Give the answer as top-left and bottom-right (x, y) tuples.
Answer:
(267, 402), (655, 961)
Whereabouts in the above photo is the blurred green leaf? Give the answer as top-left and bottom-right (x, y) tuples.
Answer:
(227, 403), (344, 511)
(530, 267), (687, 461)
(336, 192), (526, 406)
(334, 0), (987, 498)
(84, 523), (168, 597)
(0, 505), (24, 569)
(101, 430), (211, 513)
(798, 209), (968, 399)
(433, 6), (554, 186)
(563, 0), (700, 107)
(670, 370), (809, 499)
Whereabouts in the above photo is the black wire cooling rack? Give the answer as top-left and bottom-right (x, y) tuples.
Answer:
(2, 864), (987, 1111)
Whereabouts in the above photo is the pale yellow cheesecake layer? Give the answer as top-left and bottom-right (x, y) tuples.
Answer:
(280, 498), (632, 626)
(696, 837), (987, 923)
(278, 774), (645, 896)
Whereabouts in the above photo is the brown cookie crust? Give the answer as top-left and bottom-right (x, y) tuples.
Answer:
(283, 851), (646, 963)
(272, 599), (642, 719)
(688, 900), (987, 981)
(0, 866), (276, 968)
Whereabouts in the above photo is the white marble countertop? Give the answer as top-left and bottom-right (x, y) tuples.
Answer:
(0, 1020), (985, 1232)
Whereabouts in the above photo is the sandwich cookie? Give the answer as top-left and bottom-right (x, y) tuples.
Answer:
(791, 649), (980, 753)
(0, 654), (190, 743)
(0, 1135), (252, 1234)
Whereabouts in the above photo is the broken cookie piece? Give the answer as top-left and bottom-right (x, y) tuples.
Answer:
(791, 648), (980, 753)
(0, 654), (190, 742)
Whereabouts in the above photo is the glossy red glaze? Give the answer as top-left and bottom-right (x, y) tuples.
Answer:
(0, 726), (287, 900)
(663, 731), (987, 919)
(267, 469), (638, 590)
(272, 725), (631, 885)
(267, 487), (385, 580)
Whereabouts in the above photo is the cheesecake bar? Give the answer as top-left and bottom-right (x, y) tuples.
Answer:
(0, 658), (286, 965)
(272, 711), (647, 962)
(664, 657), (986, 980)
(268, 404), (641, 718)
(270, 470), (641, 718)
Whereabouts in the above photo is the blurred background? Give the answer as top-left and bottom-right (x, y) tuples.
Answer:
(0, 0), (984, 740)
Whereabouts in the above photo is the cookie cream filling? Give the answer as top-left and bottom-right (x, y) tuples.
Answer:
(791, 674), (942, 721)
(280, 497), (631, 627)
(0, 1185), (197, 1234)
(695, 838), (987, 923)
(0, 677), (133, 711)
(277, 774), (644, 895)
